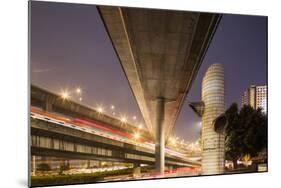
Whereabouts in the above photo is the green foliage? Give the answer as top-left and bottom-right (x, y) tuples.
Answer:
(141, 165), (154, 173)
(224, 103), (241, 168)
(224, 103), (267, 168)
(31, 168), (134, 186)
(37, 163), (51, 171)
(240, 106), (267, 156)
(31, 173), (102, 186)
(59, 163), (70, 175)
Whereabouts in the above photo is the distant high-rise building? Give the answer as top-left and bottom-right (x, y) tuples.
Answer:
(242, 85), (267, 112)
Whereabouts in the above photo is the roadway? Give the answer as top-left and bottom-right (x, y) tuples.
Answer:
(31, 107), (200, 164)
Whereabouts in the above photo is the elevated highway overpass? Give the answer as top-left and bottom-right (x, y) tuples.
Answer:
(31, 117), (199, 168)
(31, 85), (152, 142)
(30, 85), (200, 173)
(98, 6), (221, 173)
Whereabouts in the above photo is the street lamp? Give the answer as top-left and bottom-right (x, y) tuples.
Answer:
(138, 124), (143, 129)
(76, 88), (82, 94)
(97, 106), (104, 113)
(61, 91), (70, 100)
(121, 116), (127, 123)
(170, 137), (176, 145)
(134, 132), (140, 140)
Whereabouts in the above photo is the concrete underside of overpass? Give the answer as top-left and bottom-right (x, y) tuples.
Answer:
(98, 6), (221, 174)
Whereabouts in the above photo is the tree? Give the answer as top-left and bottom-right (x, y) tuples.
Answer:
(37, 163), (51, 171)
(224, 103), (267, 169)
(224, 103), (241, 169)
(58, 161), (70, 175)
(239, 106), (267, 157)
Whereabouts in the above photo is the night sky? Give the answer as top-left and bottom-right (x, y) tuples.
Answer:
(30, 1), (267, 142)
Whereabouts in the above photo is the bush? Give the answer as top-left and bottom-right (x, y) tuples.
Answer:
(59, 164), (70, 175)
(31, 168), (134, 187)
(37, 163), (51, 171)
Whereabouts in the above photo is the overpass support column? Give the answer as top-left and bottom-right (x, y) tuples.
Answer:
(43, 97), (53, 112)
(133, 163), (141, 178)
(87, 160), (91, 168)
(32, 155), (36, 176)
(155, 97), (165, 175)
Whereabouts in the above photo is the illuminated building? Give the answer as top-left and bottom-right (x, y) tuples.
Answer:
(242, 85), (267, 112)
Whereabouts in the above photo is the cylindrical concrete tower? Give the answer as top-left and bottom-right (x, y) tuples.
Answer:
(201, 63), (225, 175)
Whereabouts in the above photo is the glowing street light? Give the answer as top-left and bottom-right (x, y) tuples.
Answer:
(132, 115), (137, 120)
(134, 132), (140, 139)
(110, 105), (115, 110)
(61, 91), (70, 100)
(79, 97), (82, 101)
(120, 116), (127, 123)
(170, 137), (176, 145)
(97, 106), (104, 113)
(138, 124), (143, 129)
(76, 88), (81, 94)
